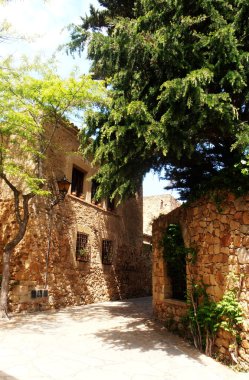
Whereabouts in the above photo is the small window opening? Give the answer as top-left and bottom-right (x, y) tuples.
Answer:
(102, 240), (113, 265)
(91, 179), (99, 204)
(71, 167), (85, 198)
(106, 197), (115, 211)
(162, 224), (187, 301)
(76, 232), (90, 262)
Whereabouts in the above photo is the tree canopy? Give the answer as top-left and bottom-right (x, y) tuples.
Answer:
(69, 0), (249, 201)
(68, 0), (136, 54)
(0, 57), (106, 194)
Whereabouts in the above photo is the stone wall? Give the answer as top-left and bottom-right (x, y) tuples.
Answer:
(0, 123), (151, 313)
(143, 194), (180, 236)
(152, 194), (249, 364)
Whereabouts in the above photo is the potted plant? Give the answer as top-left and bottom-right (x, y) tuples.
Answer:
(77, 248), (89, 262)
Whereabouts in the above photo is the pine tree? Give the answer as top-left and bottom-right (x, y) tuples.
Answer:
(69, 0), (249, 201)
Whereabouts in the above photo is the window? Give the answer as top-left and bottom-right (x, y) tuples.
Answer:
(106, 197), (115, 211)
(76, 232), (90, 262)
(91, 179), (99, 203)
(102, 240), (113, 265)
(71, 167), (85, 198)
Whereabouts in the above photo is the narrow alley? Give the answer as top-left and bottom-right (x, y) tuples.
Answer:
(0, 297), (247, 380)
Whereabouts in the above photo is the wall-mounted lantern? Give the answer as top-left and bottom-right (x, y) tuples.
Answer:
(51, 175), (71, 206)
(57, 175), (71, 200)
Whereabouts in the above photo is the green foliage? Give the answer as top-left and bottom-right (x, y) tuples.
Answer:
(162, 224), (197, 264)
(0, 56), (106, 313)
(186, 282), (219, 352)
(78, 248), (88, 257)
(77, 248), (90, 262)
(186, 282), (244, 356)
(67, 0), (137, 55)
(216, 291), (244, 338)
(68, 0), (249, 201)
(0, 57), (106, 194)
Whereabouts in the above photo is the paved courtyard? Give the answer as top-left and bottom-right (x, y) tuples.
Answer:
(0, 297), (248, 380)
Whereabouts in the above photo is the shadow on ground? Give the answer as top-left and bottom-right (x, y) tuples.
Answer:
(92, 301), (205, 361)
(0, 297), (152, 331)
(0, 297), (209, 365)
(0, 370), (19, 380)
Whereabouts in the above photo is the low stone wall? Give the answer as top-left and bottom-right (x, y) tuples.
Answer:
(154, 298), (188, 333)
(152, 193), (249, 365)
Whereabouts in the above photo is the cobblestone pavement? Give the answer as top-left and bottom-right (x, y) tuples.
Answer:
(0, 297), (248, 380)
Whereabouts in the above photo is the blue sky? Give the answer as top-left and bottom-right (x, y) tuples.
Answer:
(0, 0), (177, 197)
(0, 0), (99, 74)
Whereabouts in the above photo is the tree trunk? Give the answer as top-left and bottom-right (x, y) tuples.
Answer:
(0, 178), (34, 318)
(0, 248), (12, 318)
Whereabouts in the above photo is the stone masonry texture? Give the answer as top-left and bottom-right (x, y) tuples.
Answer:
(0, 123), (152, 313)
(152, 194), (249, 365)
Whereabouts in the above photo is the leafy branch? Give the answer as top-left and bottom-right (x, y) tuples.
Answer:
(185, 282), (244, 360)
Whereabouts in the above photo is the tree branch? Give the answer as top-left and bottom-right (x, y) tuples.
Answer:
(4, 191), (34, 253)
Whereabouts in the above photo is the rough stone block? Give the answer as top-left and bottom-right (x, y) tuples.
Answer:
(230, 220), (240, 231)
(220, 234), (231, 247)
(242, 340), (249, 349)
(241, 225), (249, 234)
(237, 247), (249, 264)
(243, 212), (249, 225)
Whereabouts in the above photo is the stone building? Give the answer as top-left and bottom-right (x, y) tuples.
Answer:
(143, 194), (180, 236)
(152, 194), (249, 365)
(142, 194), (180, 253)
(0, 123), (152, 312)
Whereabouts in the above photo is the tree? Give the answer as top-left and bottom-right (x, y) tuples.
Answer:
(69, 0), (249, 201)
(0, 57), (106, 316)
(68, 0), (137, 55)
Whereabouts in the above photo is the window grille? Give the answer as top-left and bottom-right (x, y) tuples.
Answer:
(102, 240), (113, 265)
(76, 232), (90, 262)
